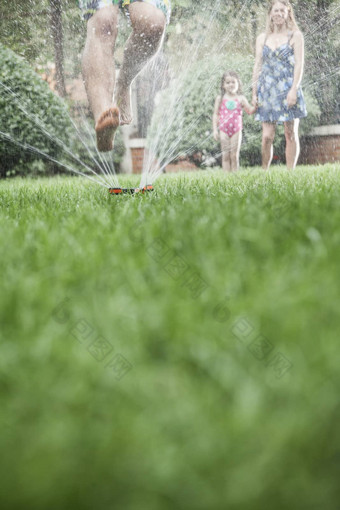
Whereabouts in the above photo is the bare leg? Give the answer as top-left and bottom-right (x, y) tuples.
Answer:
(220, 132), (232, 172)
(115, 2), (166, 124)
(82, 6), (120, 151)
(262, 122), (276, 170)
(285, 119), (300, 170)
(230, 131), (242, 171)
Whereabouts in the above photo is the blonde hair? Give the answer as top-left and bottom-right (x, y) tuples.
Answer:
(266, 0), (299, 34)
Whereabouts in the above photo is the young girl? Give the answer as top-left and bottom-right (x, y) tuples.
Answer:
(213, 71), (256, 172)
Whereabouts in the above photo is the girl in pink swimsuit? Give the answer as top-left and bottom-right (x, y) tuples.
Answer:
(213, 71), (256, 172)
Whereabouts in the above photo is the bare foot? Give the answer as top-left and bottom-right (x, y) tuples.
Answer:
(95, 107), (120, 152)
(115, 87), (133, 125)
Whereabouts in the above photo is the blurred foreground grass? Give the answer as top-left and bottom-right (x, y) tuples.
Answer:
(0, 165), (340, 509)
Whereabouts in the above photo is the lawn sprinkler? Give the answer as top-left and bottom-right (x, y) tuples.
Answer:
(108, 185), (154, 195)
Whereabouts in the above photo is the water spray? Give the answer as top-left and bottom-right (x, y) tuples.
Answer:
(108, 185), (154, 195)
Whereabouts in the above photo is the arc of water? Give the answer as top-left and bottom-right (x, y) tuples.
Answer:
(147, 0), (253, 147)
(0, 130), (107, 187)
(69, 104), (120, 188)
(142, 0), (255, 185)
(0, 80), (112, 188)
(56, 100), (117, 187)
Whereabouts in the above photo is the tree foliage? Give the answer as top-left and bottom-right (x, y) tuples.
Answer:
(0, 0), (52, 62)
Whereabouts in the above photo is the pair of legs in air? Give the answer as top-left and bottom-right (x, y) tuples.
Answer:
(220, 130), (242, 172)
(82, 2), (166, 151)
(262, 119), (300, 170)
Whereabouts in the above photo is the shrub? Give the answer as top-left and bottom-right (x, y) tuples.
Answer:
(148, 53), (321, 167)
(0, 43), (73, 176)
(0, 44), (126, 177)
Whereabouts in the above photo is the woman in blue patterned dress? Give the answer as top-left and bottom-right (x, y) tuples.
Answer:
(252, 1), (307, 170)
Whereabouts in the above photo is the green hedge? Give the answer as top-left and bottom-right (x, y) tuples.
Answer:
(0, 43), (72, 176)
(148, 53), (321, 167)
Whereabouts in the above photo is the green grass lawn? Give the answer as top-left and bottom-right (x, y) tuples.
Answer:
(1, 165), (340, 509)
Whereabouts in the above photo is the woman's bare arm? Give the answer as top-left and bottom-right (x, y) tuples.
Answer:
(287, 31), (305, 107)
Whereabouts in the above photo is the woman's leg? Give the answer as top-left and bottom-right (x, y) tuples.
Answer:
(220, 132), (231, 172)
(230, 131), (242, 171)
(284, 119), (300, 170)
(262, 122), (276, 170)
